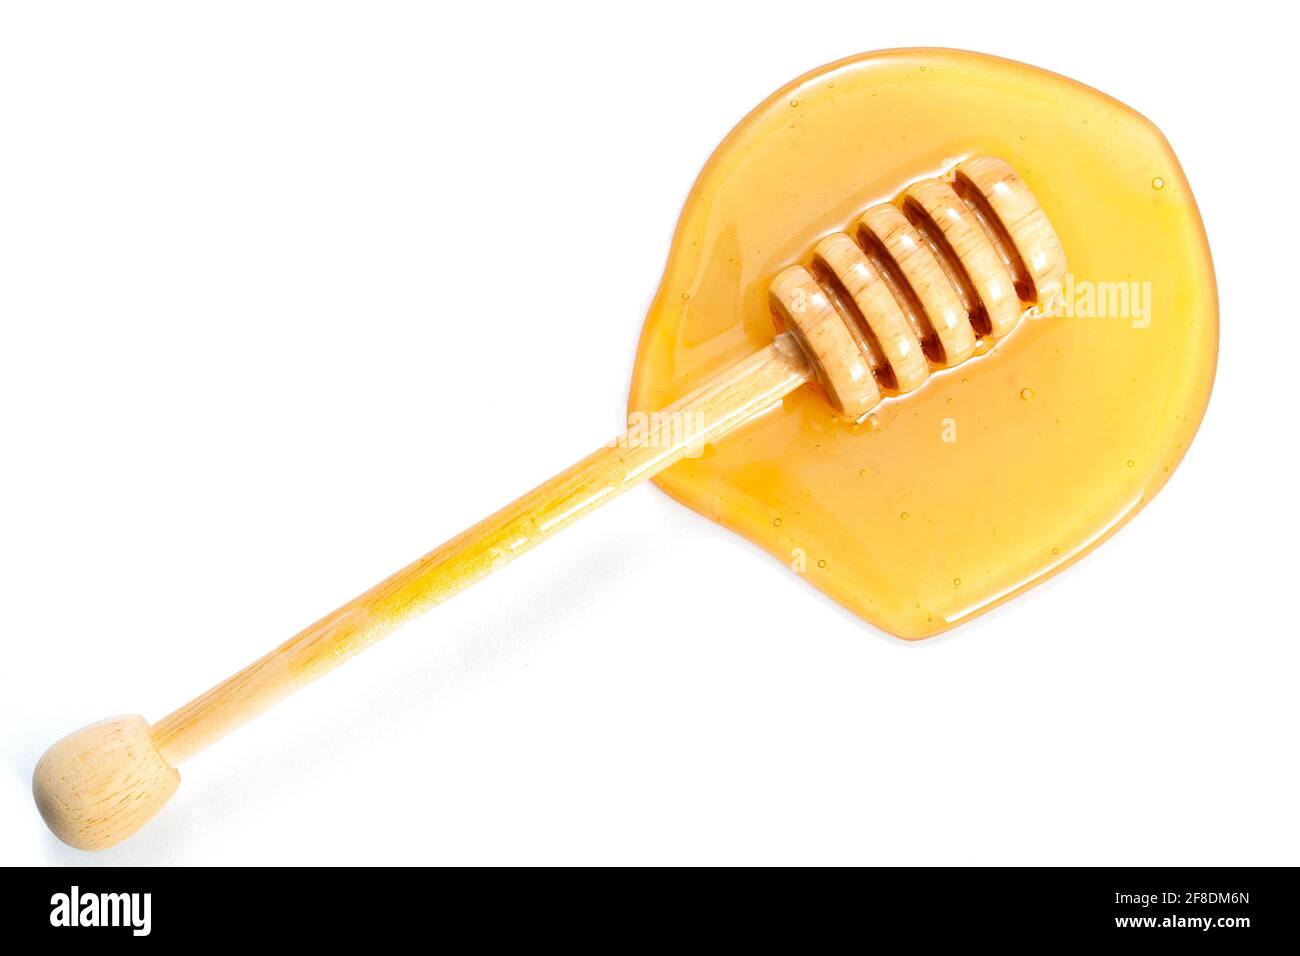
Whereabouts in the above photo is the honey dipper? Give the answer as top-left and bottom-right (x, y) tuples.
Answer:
(34, 156), (1065, 850)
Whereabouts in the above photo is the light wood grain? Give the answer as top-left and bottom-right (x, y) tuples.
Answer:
(769, 265), (880, 419)
(33, 716), (179, 851)
(813, 232), (930, 393)
(856, 203), (977, 366)
(954, 156), (1067, 304)
(905, 178), (1022, 337)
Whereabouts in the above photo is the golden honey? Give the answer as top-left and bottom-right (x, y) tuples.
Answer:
(629, 49), (1217, 639)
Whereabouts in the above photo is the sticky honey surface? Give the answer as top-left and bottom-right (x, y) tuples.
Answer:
(628, 49), (1217, 639)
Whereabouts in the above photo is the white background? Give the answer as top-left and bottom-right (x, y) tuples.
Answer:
(2, 1), (1296, 866)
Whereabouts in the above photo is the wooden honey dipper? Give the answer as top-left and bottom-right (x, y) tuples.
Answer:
(34, 156), (1066, 850)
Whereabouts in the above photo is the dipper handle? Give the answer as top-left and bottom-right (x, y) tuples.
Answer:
(151, 336), (809, 764)
(34, 337), (810, 849)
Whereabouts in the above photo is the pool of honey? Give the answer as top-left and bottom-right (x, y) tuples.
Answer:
(628, 49), (1217, 639)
